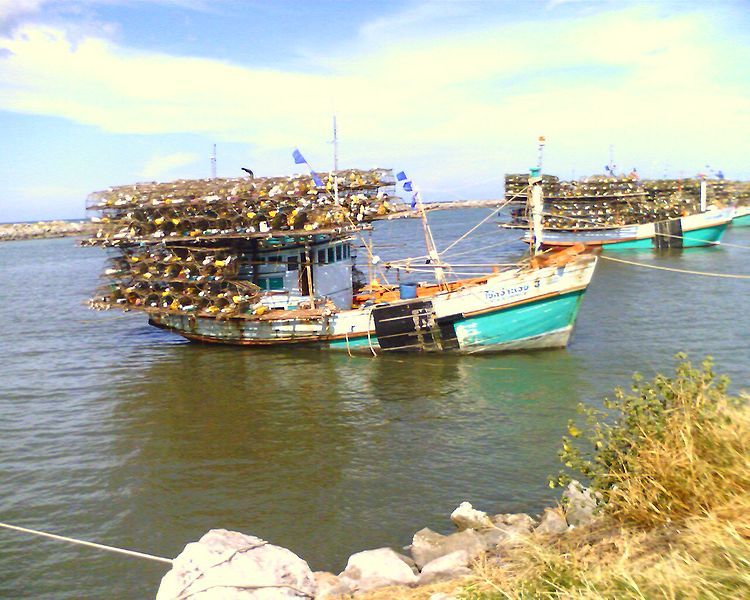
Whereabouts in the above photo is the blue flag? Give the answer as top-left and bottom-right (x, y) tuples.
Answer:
(403, 181), (413, 192)
(411, 192), (418, 210)
(293, 149), (306, 165)
(311, 173), (323, 187)
(396, 171), (407, 181)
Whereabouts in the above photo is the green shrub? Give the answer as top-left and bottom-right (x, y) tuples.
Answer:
(552, 354), (747, 525)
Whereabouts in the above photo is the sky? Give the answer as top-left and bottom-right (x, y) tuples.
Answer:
(0, 0), (749, 221)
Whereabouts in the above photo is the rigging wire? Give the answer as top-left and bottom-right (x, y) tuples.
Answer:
(600, 255), (750, 279)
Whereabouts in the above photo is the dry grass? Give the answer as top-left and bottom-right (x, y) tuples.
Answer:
(356, 390), (750, 600)
(604, 392), (750, 528)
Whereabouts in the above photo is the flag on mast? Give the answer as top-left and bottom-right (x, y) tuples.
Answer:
(292, 148), (324, 186)
(397, 171), (418, 209)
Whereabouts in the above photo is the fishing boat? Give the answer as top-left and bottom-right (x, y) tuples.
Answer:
(732, 205), (750, 227)
(505, 176), (732, 250)
(87, 171), (597, 353)
(527, 207), (733, 250)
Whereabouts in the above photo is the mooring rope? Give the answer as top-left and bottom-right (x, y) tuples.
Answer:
(600, 255), (750, 279)
(0, 521), (173, 564)
(439, 190), (525, 256)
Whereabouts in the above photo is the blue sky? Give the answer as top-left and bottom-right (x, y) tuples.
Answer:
(1, 0), (749, 221)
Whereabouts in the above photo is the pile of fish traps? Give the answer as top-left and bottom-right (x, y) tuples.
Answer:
(87, 169), (398, 317)
(86, 169), (397, 242)
(505, 173), (561, 197)
(507, 174), (747, 229)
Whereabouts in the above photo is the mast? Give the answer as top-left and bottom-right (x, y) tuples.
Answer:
(210, 144), (217, 179)
(700, 177), (707, 212)
(332, 114), (339, 172)
(529, 174), (544, 255)
(413, 188), (446, 287)
(537, 135), (546, 171)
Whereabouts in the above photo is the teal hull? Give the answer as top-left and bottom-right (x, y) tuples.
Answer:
(732, 213), (750, 227)
(329, 290), (585, 353)
(453, 289), (585, 351)
(601, 223), (728, 251)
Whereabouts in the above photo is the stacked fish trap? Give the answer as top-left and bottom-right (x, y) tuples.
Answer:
(86, 169), (398, 317)
(725, 181), (750, 206)
(505, 175), (741, 230)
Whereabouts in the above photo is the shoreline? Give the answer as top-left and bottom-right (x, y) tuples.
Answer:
(0, 220), (96, 242)
(0, 202), (500, 240)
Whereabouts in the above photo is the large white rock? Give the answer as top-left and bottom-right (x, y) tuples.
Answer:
(339, 547), (418, 593)
(313, 571), (351, 598)
(534, 508), (569, 536)
(562, 481), (599, 527)
(417, 550), (472, 585)
(450, 502), (494, 531)
(156, 529), (316, 599)
(490, 513), (536, 534)
(410, 528), (485, 570)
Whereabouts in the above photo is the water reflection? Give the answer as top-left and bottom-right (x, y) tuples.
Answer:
(102, 343), (588, 574)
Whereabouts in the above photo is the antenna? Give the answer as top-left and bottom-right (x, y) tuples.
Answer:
(210, 144), (217, 179)
(537, 135), (546, 171)
(332, 114), (338, 172)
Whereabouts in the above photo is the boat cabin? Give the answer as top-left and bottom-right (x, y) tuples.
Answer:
(236, 234), (354, 310)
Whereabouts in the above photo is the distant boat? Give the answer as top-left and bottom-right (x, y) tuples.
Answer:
(732, 205), (750, 227)
(516, 207), (733, 250)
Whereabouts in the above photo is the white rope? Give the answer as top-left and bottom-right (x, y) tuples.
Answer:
(600, 255), (750, 279)
(0, 522), (173, 564)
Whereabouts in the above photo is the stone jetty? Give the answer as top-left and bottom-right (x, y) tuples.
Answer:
(156, 481), (598, 599)
(0, 220), (95, 242)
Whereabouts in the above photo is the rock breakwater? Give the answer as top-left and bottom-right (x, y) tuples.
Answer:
(156, 481), (597, 599)
(0, 220), (95, 242)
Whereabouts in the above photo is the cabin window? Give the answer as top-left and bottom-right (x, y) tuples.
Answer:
(327, 247), (335, 263)
(343, 244), (349, 259)
(336, 244), (343, 261)
(287, 255), (298, 271)
(259, 276), (285, 290)
(317, 249), (325, 264)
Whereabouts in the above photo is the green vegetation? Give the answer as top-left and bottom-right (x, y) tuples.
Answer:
(361, 356), (750, 600)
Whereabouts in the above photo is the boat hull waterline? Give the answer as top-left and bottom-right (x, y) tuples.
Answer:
(149, 254), (597, 353)
(732, 206), (750, 227)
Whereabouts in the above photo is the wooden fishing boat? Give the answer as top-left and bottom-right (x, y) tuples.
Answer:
(147, 242), (596, 353)
(519, 207), (733, 250)
(88, 171), (598, 353)
(732, 205), (750, 227)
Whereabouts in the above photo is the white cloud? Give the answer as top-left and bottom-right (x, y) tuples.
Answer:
(140, 151), (200, 179)
(0, 0), (49, 24)
(0, 3), (748, 197)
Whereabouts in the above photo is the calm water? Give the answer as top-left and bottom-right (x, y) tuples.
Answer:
(1, 209), (748, 599)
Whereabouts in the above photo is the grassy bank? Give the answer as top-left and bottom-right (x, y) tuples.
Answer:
(361, 356), (750, 599)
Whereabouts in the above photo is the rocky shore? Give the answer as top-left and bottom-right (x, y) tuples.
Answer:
(0, 220), (95, 242)
(155, 481), (596, 599)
